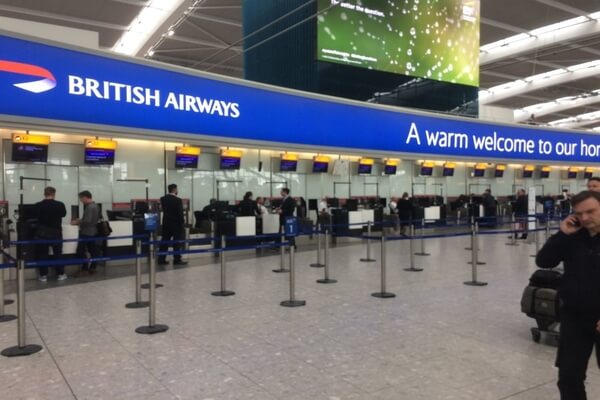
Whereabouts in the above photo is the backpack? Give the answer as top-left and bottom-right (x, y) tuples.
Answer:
(96, 219), (112, 237)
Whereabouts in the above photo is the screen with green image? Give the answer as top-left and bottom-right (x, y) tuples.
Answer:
(317, 0), (480, 87)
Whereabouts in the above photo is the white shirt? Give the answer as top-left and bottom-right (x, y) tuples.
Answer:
(258, 204), (268, 215)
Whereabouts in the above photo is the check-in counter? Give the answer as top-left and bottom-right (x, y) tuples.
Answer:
(261, 214), (280, 235)
(61, 220), (133, 255)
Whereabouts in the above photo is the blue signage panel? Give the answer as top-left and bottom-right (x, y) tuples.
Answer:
(0, 33), (600, 163)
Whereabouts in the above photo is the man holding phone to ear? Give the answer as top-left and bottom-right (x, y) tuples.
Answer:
(537, 190), (600, 399)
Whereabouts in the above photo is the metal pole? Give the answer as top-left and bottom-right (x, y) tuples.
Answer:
(545, 212), (551, 242)
(464, 222), (488, 286)
(317, 228), (337, 284)
(184, 227), (190, 261)
(281, 245), (306, 307)
(405, 224), (423, 272)
(212, 236), (235, 296)
(372, 234), (396, 298)
(136, 234), (168, 334)
(1, 218), (14, 308)
(465, 216), (474, 250)
(1, 258), (42, 356)
(530, 217), (540, 258)
(126, 240), (149, 308)
(506, 214), (519, 246)
(467, 222), (486, 265)
(272, 231), (289, 273)
(414, 219), (430, 256)
(360, 220), (376, 262)
(310, 223), (324, 268)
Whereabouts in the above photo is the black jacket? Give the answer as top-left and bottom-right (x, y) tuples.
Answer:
(537, 229), (600, 315)
(160, 194), (184, 229)
(513, 195), (528, 216)
(397, 199), (413, 221)
(280, 196), (296, 224)
(239, 199), (258, 217)
(35, 199), (66, 238)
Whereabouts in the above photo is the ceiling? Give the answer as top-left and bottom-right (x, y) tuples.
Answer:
(0, 0), (599, 128)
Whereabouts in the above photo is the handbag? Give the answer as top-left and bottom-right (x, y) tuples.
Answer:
(96, 219), (112, 237)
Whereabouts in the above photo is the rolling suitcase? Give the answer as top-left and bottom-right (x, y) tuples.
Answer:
(520, 269), (562, 344)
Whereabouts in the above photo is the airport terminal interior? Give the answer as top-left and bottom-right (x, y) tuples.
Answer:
(1, 0), (600, 399)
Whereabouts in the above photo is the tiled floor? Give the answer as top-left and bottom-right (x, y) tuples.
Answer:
(0, 234), (598, 399)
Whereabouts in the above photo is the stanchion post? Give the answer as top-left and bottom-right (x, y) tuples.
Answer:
(1, 218), (14, 307)
(465, 216), (474, 250)
(272, 230), (290, 273)
(310, 223), (324, 268)
(212, 236), (235, 296)
(281, 244), (306, 307)
(141, 235), (163, 289)
(2, 258), (42, 356)
(0, 261), (16, 322)
(506, 214), (519, 246)
(136, 234), (168, 334)
(464, 222), (488, 287)
(317, 228), (337, 284)
(467, 222), (486, 265)
(372, 234), (396, 298)
(414, 219), (430, 256)
(545, 212), (551, 242)
(184, 227), (190, 261)
(404, 224), (423, 272)
(360, 220), (376, 262)
(530, 217), (540, 258)
(126, 239), (149, 308)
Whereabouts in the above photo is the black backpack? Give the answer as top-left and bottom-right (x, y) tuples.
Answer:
(529, 269), (562, 290)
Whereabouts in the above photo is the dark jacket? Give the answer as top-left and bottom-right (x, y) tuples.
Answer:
(239, 199), (258, 217)
(537, 229), (600, 315)
(160, 194), (184, 229)
(280, 196), (296, 224)
(513, 195), (528, 216)
(397, 199), (413, 221)
(35, 199), (66, 238)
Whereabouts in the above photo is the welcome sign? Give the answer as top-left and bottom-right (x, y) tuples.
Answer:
(0, 32), (599, 163)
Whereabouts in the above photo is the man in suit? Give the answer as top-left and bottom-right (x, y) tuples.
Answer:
(278, 188), (296, 247)
(158, 184), (187, 266)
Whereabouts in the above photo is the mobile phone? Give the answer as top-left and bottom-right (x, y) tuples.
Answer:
(570, 218), (581, 227)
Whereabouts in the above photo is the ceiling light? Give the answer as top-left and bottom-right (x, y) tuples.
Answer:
(112, 0), (187, 56)
(530, 16), (589, 36)
(167, 29), (175, 36)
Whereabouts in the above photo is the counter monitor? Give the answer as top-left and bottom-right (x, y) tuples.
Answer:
(358, 158), (373, 175)
(313, 155), (330, 173)
(540, 166), (551, 179)
(280, 153), (298, 172)
(175, 146), (200, 169)
(420, 161), (434, 176)
(494, 165), (506, 178)
(84, 139), (117, 165)
(12, 133), (50, 163)
(220, 149), (242, 170)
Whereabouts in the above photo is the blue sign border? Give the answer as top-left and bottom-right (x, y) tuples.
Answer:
(0, 32), (599, 164)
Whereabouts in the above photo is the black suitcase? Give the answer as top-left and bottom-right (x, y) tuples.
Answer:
(521, 269), (562, 344)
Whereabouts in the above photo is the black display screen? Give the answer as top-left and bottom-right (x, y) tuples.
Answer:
(567, 170), (577, 179)
(523, 170), (533, 178)
(443, 167), (454, 177)
(313, 161), (329, 173)
(280, 159), (298, 172)
(494, 169), (504, 178)
(473, 168), (485, 177)
(384, 165), (397, 175)
(584, 171), (593, 179)
(220, 156), (241, 170)
(12, 143), (48, 162)
(420, 166), (433, 176)
(540, 170), (550, 178)
(175, 154), (198, 169)
(84, 148), (115, 165)
(358, 163), (372, 174)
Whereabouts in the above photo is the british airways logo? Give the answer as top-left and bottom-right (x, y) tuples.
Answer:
(0, 60), (56, 93)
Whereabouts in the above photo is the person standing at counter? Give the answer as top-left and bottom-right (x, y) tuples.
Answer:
(513, 188), (528, 239)
(71, 191), (100, 274)
(35, 187), (67, 282)
(158, 184), (187, 266)
(256, 197), (268, 216)
(239, 191), (259, 217)
(203, 198), (218, 221)
(397, 192), (413, 236)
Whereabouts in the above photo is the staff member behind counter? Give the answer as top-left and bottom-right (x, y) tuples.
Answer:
(536, 190), (600, 400)
(239, 191), (259, 216)
(158, 184), (187, 266)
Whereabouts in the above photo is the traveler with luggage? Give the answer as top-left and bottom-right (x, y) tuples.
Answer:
(35, 187), (67, 282)
(536, 190), (600, 399)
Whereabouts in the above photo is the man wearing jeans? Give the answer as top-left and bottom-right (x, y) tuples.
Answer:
(71, 191), (99, 274)
(35, 187), (67, 282)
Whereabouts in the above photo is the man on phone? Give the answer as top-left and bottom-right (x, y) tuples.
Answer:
(536, 190), (600, 399)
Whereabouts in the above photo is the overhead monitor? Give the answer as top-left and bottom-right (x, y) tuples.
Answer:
(443, 162), (455, 177)
(84, 139), (117, 165)
(175, 146), (200, 169)
(313, 155), (330, 173)
(220, 149), (242, 170)
(316, 0), (481, 87)
(567, 167), (579, 179)
(540, 166), (551, 179)
(358, 158), (373, 174)
(584, 168), (594, 179)
(494, 164), (505, 178)
(523, 165), (535, 178)
(384, 159), (398, 175)
(11, 133), (49, 163)
(280, 153), (298, 172)
(473, 163), (486, 177)
(420, 161), (434, 176)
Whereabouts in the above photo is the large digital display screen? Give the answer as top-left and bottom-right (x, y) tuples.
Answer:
(220, 156), (241, 170)
(384, 165), (397, 175)
(12, 143), (48, 162)
(313, 161), (329, 173)
(317, 0), (480, 87)
(358, 163), (372, 174)
(85, 148), (115, 165)
(175, 154), (198, 168)
(280, 159), (298, 172)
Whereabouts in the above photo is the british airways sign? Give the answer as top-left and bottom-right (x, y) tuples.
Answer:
(0, 32), (599, 163)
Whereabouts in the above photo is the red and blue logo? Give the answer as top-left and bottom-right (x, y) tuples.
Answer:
(0, 60), (56, 93)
